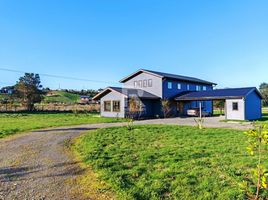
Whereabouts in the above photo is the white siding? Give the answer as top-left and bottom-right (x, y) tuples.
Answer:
(100, 91), (125, 118)
(225, 99), (245, 120)
(123, 72), (162, 98)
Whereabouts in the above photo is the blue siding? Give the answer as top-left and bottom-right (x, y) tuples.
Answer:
(162, 79), (213, 99)
(162, 79), (213, 115)
(245, 91), (262, 120)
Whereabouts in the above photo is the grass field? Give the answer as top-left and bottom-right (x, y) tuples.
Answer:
(43, 91), (80, 103)
(0, 112), (125, 138)
(74, 125), (268, 200)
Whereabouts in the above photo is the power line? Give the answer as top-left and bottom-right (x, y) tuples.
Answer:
(0, 67), (119, 85)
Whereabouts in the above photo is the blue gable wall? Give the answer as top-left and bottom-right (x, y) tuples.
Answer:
(162, 79), (213, 99)
(162, 79), (214, 115)
(245, 91), (262, 120)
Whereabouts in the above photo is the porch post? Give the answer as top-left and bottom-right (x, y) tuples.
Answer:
(199, 101), (202, 118)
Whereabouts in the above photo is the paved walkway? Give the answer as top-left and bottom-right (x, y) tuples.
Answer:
(0, 117), (252, 199)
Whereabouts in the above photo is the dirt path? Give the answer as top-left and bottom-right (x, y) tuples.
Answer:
(0, 118), (252, 200)
(0, 123), (127, 200)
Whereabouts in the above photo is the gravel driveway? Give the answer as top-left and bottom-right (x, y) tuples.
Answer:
(0, 117), (252, 200)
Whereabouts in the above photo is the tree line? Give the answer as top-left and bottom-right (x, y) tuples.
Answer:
(0, 73), (101, 111)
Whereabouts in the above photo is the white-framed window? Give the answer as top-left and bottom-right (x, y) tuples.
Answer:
(177, 83), (181, 90)
(143, 80), (147, 87)
(168, 82), (172, 89)
(139, 80), (142, 88)
(148, 79), (152, 87)
(112, 101), (120, 112)
(187, 84), (190, 90)
(134, 81), (137, 88)
(104, 101), (111, 112)
(203, 86), (207, 91)
(232, 102), (239, 111)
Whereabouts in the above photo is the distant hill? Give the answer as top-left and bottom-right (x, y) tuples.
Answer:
(43, 91), (80, 104)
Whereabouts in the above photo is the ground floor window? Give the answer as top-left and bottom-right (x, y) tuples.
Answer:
(113, 101), (121, 112)
(104, 101), (111, 112)
(232, 102), (238, 111)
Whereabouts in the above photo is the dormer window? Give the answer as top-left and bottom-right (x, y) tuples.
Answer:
(168, 82), (172, 89)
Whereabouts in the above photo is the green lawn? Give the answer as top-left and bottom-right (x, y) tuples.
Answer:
(0, 112), (125, 138)
(43, 91), (80, 103)
(74, 125), (268, 200)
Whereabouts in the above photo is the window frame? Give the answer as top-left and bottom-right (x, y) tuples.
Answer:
(232, 102), (239, 111)
(139, 80), (143, 88)
(104, 101), (112, 112)
(177, 83), (181, 90)
(167, 82), (172, 89)
(203, 86), (207, 91)
(143, 80), (147, 87)
(112, 100), (121, 112)
(148, 79), (153, 87)
(134, 81), (137, 88)
(187, 84), (190, 90)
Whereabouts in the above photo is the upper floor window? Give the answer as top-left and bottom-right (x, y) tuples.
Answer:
(187, 84), (190, 90)
(168, 82), (172, 89)
(139, 80), (142, 88)
(196, 85), (200, 91)
(148, 79), (152, 87)
(134, 81), (137, 88)
(143, 80), (147, 87)
(177, 83), (181, 90)
(203, 86), (207, 91)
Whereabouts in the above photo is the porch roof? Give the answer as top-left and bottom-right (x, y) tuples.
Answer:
(174, 87), (262, 101)
(93, 87), (160, 100)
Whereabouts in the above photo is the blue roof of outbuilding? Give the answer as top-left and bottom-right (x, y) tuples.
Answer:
(175, 87), (263, 100)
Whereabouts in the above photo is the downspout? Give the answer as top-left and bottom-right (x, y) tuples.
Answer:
(243, 97), (246, 120)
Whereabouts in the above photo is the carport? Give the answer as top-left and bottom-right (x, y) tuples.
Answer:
(174, 87), (263, 120)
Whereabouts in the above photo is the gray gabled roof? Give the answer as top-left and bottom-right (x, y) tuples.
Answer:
(175, 87), (263, 101)
(92, 87), (160, 100)
(120, 69), (217, 85)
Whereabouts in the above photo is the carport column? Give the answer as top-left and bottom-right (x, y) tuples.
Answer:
(199, 101), (202, 118)
(224, 99), (227, 120)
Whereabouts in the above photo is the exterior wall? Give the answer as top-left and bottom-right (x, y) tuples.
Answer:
(100, 91), (125, 118)
(162, 79), (213, 99)
(245, 91), (262, 120)
(162, 79), (213, 116)
(123, 72), (163, 97)
(181, 100), (213, 115)
(225, 99), (245, 120)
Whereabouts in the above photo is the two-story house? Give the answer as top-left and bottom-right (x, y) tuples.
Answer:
(93, 69), (262, 120)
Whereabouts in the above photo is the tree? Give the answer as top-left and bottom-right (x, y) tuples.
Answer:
(260, 83), (268, 106)
(161, 99), (172, 118)
(243, 124), (268, 199)
(214, 100), (225, 115)
(14, 73), (43, 111)
(126, 97), (142, 130)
